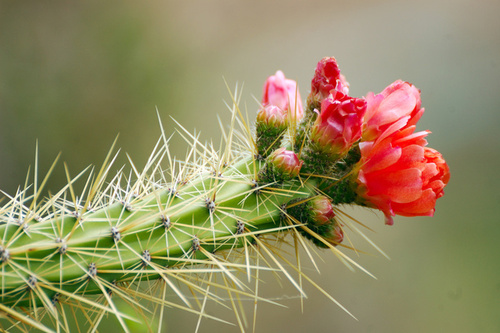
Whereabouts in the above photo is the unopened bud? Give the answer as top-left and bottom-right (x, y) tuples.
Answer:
(267, 148), (303, 180)
(323, 222), (344, 246)
(310, 92), (366, 159)
(256, 106), (288, 158)
(258, 148), (303, 183)
(309, 196), (335, 225)
(262, 70), (303, 121)
(307, 57), (350, 109)
(256, 105), (286, 127)
(283, 196), (342, 248)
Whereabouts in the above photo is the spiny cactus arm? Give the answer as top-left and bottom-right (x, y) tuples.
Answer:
(0, 57), (450, 332)
(0, 153), (321, 310)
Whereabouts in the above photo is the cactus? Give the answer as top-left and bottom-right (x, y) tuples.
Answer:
(0, 58), (450, 332)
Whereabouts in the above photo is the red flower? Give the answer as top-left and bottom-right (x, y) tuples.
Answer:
(362, 80), (424, 142)
(308, 57), (350, 106)
(310, 91), (367, 157)
(262, 70), (303, 121)
(355, 128), (450, 225)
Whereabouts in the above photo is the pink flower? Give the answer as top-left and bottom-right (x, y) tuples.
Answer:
(309, 196), (336, 225)
(310, 91), (367, 157)
(262, 70), (303, 121)
(268, 147), (303, 179)
(308, 57), (350, 106)
(355, 128), (450, 225)
(362, 80), (424, 142)
(256, 105), (286, 127)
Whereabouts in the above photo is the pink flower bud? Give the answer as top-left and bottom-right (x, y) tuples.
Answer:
(310, 91), (367, 157)
(268, 147), (303, 179)
(362, 80), (424, 142)
(262, 70), (303, 121)
(256, 105), (286, 127)
(323, 223), (344, 246)
(309, 196), (335, 225)
(355, 130), (450, 225)
(308, 57), (350, 106)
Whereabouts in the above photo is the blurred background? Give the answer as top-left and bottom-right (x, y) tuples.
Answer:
(1, 0), (499, 332)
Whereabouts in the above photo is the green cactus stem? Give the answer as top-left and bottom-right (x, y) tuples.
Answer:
(0, 106), (365, 333)
(0, 156), (317, 309)
(0, 85), (381, 333)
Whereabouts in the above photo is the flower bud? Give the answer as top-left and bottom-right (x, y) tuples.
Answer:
(309, 196), (335, 225)
(323, 222), (344, 246)
(310, 91), (367, 159)
(267, 148), (303, 180)
(255, 105), (288, 158)
(307, 57), (350, 108)
(256, 105), (286, 127)
(262, 70), (303, 121)
(283, 196), (344, 248)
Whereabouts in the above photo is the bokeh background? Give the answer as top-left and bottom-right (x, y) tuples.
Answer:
(1, 0), (499, 332)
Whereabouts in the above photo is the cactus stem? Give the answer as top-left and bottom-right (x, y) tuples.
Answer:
(0, 85), (384, 332)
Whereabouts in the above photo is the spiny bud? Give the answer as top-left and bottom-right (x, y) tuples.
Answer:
(256, 105), (287, 127)
(309, 195), (336, 225)
(269, 148), (303, 178)
(256, 105), (288, 158)
(323, 222), (344, 246)
(257, 70), (304, 158)
(259, 148), (303, 183)
(283, 196), (343, 248)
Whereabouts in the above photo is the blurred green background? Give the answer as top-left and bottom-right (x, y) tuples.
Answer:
(1, 0), (499, 332)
